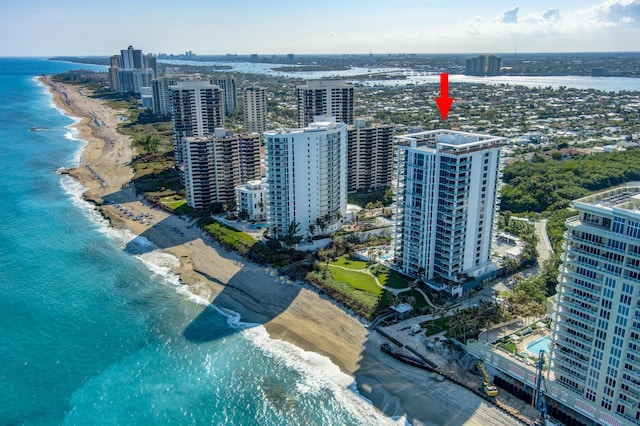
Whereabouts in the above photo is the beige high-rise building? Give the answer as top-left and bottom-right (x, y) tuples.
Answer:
(243, 87), (267, 133)
(170, 80), (225, 168)
(182, 129), (261, 209)
(297, 79), (354, 128)
(151, 75), (180, 117)
(347, 119), (394, 192)
(212, 77), (237, 115)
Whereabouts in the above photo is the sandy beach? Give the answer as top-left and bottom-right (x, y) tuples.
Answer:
(42, 77), (523, 425)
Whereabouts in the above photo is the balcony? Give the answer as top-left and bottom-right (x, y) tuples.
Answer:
(555, 327), (593, 346)
(557, 297), (598, 316)
(555, 340), (591, 359)
(562, 270), (603, 291)
(553, 356), (588, 378)
(556, 309), (596, 329)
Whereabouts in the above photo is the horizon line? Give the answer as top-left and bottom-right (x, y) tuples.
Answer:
(2, 50), (639, 59)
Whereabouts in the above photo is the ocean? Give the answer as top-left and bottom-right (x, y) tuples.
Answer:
(0, 58), (390, 425)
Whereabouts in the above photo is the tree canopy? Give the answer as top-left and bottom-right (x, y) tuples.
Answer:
(500, 148), (640, 214)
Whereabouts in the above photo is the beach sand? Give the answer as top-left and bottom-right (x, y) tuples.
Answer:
(42, 77), (522, 425)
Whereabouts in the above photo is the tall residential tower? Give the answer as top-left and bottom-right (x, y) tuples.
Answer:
(393, 130), (503, 296)
(347, 119), (395, 192)
(182, 130), (261, 209)
(549, 186), (640, 426)
(243, 86), (267, 133)
(169, 80), (225, 168)
(297, 80), (354, 128)
(264, 118), (347, 241)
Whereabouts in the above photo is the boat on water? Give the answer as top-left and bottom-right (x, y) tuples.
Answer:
(29, 127), (49, 132)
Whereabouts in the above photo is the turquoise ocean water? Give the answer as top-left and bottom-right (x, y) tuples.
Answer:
(0, 58), (389, 425)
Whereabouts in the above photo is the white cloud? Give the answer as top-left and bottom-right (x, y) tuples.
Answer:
(590, 0), (640, 25)
(499, 7), (520, 24)
(541, 8), (561, 22)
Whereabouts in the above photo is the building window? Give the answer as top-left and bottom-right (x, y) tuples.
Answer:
(627, 220), (640, 238)
(612, 217), (625, 234)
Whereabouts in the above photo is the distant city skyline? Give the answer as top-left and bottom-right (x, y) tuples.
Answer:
(1, 0), (639, 56)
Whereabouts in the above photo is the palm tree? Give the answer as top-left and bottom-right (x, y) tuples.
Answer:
(307, 224), (316, 239)
(315, 217), (327, 236)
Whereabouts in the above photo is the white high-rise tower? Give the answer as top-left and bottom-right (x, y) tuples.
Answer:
(393, 130), (503, 297)
(264, 118), (347, 241)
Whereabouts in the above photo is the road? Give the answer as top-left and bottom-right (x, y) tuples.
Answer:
(534, 219), (553, 265)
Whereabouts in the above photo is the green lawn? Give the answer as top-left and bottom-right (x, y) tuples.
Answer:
(327, 265), (381, 295)
(376, 270), (412, 289)
(199, 218), (257, 254)
(331, 255), (368, 270)
(160, 196), (186, 210)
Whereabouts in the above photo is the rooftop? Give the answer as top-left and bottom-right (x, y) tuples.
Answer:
(396, 129), (505, 154)
(264, 118), (345, 136)
(574, 185), (640, 213)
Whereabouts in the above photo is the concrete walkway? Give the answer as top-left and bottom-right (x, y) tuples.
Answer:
(534, 219), (553, 264)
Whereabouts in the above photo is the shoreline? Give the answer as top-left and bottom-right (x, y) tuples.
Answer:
(40, 77), (524, 425)
(40, 76), (368, 375)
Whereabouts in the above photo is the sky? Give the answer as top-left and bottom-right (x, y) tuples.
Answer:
(1, 0), (639, 56)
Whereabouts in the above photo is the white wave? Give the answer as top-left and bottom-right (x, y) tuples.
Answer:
(39, 76), (86, 167)
(166, 282), (401, 424)
(58, 145), (403, 424)
(175, 285), (212, 307)
(60, 175), (182, 290)
(242, 325), (406, 426)
(135, 251), (181, 287)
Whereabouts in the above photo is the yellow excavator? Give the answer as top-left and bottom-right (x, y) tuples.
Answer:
(477, 362), (498, 397)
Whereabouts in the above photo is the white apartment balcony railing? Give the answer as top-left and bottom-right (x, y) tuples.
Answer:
(562, 271), (603, 292)
(557, 309), (596, 328)
(554, 343), (591, 362)
(553, 354), (589, 376)
(559, 289), (598, 307)
(554, 363), (587, 383)
(617, 390), (639, 408)
(571, 248), (624, 266)
(555, 327), (593, 346)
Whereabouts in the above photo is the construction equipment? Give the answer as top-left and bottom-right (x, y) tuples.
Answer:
(532, 349), (551, 425)
(477, 362), (498, 396)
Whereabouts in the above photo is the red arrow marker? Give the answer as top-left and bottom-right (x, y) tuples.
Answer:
(435, 73), (454, 121)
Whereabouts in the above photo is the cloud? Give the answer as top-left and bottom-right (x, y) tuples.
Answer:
(499, 6), (520, 24)
(592, 0), (640, 24)
(541, 8), (561, 22)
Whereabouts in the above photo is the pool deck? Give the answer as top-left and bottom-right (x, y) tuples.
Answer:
(514, 325), (550, 358)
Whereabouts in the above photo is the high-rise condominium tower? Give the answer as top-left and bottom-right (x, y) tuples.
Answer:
(549, 186), (640, 426)
(296, 80), (354, 128)
(347, 119), (395, 192)
(169, 80), (225, 168)
(243, 87), (267, 133)
(151, 75), (179, 117)
(182, 130), (261, 209)
(212, 77), (237, 115)
(120, 45), (143, 69)
(264, 118), (347, 241)
(393, 130), (503, 297)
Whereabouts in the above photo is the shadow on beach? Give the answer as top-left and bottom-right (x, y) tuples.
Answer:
(96, 184), (506, 424)
(99, 187), (307, 344)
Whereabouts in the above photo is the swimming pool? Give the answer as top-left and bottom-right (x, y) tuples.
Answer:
(249, 224), (266, 230)
(379, 252), (393, 261)
(527, 335), (551, 355)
